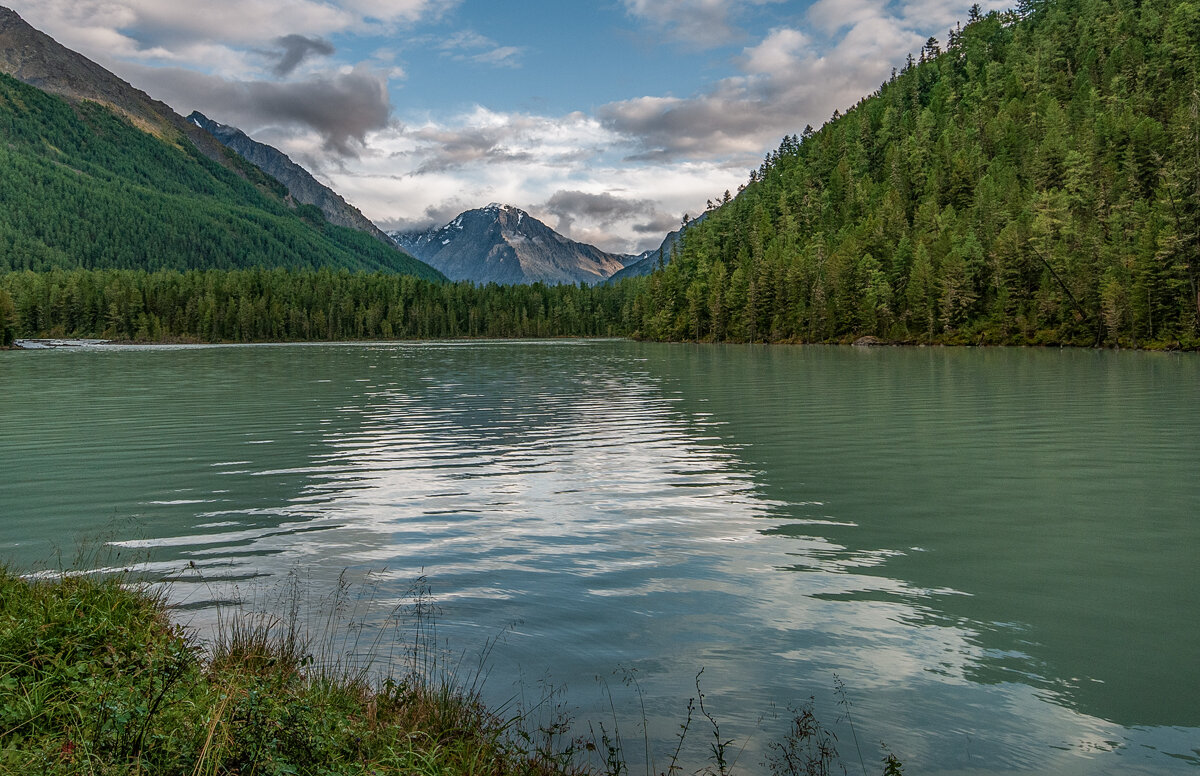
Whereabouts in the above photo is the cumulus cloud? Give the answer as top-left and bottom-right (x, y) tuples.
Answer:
(394, 107), (611, 174)
(805, 0), (884, 34)
(741, 27), (809, 74)
(381, 198), (473, 233)
(13, 0), (349, 55)
(12, 0), (451, 55)
(270, 34), (335, 77)
(408, 124), (534, 173)
(633, 213), (683, 235)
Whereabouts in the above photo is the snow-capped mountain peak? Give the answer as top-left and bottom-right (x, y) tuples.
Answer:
(389, 205), (627, 286)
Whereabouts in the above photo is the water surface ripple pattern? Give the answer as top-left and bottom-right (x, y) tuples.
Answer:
(1, 341), (1197, 775)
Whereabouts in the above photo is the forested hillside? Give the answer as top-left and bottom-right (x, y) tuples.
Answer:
(634, 0), (1200, 347)
(0, 74), (443, 281)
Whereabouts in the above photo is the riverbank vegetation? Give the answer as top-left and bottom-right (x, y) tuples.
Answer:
(0, 567), (557, 775)
(0, 568), (903, 775)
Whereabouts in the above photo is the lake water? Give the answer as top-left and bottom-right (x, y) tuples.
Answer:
(2, 341), (1197, 774)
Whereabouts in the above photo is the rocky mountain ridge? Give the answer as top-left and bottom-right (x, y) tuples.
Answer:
(188, 111), (395, 246)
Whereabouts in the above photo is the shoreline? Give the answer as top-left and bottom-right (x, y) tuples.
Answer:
(8, 334), (1198, 353)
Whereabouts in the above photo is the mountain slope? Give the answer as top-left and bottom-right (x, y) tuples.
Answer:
(0, 6), (256, 176)
(0, 9), (442, 280)
(188, 111), (395, 246)
(0, 72), (440, 278)
(391, 204), (627, 285)
(634, 0), (1200, 347)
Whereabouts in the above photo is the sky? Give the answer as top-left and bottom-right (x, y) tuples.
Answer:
(9, 0), (1006, 254)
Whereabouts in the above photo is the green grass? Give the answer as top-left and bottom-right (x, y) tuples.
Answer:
(0, 567), (903, 775)
(0, 568), (586, 775)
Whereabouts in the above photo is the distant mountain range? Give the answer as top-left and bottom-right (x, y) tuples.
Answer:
(0, 6), (441, 279)
(390, 205), (633, 286)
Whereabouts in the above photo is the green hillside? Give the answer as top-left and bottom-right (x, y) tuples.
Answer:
(0, 74), (443, 282)
(634, 0), (1200, 348)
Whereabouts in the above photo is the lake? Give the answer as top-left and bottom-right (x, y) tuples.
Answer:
(1, 340), (1197, 774)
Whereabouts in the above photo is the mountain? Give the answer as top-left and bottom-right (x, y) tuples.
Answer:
(607, 215), (705, 282)
(1, 6), (247, 175)
(188, 111), (395, 246)
(391, 204), (628, 285)
(630, 0), (1200, 348)
(0, 8), (442, 280)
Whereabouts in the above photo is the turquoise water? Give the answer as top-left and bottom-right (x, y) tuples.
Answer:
(2, 341), (1197, 773)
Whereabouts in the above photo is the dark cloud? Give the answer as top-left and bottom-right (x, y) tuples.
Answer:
(124, 64), (391, 156)
(598, 87), (768, 162)
(633, 213), (681, 234)
(544, 190), (658, 234)
(271, 34), (335, 77)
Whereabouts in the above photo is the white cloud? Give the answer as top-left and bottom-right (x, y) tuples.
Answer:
(436, 30), (525, 69)
(806, 0), (885, 34)
(289, 106), (742, 254)
(601, 1), (995, 165)
(742, 27), (810, 74)
(621, 0), (788, 48)
(8, 0), (453, 64)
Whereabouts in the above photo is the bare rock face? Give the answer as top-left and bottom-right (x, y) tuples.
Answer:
(188, 112), (395, 246)
(391, 205), (629, 286)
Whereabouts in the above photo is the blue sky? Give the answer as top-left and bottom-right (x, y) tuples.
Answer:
(10, 0), (1005, 253)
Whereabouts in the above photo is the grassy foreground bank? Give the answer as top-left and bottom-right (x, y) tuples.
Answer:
(0, 568), (584, 776)
(0, 568), (904, 775)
